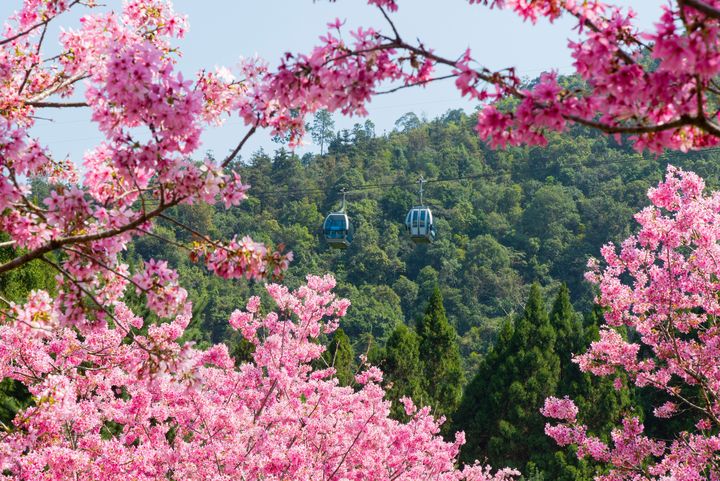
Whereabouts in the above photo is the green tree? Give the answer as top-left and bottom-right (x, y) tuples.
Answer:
(456, 283), (560, 473)
(551, 304), (635, 481)
(309, 109), (335, 156)
(377, 323), (427, 419)
(417, 288), (464, 422)
(550, 284), (584, 392)
(0, 237), (55, 303)
(545, 286), (602, 481)
(324, 328), (355, 386)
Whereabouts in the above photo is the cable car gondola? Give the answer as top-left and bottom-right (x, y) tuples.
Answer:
(323, 189), (354, 249)
(405, 177), (436, 244)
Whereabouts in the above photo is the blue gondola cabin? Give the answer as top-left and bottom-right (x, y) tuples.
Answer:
(405, 206), (436, 244)
(323, 212), (354, 249)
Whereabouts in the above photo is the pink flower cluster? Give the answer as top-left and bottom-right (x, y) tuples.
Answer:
(0, 275), (515, 481)
(1, 0), (293, 324)
(191, 236), (293, 281)
(543, 167), (720, 480)
(132, 259), (190, 318)
(469, 1), (720, 152)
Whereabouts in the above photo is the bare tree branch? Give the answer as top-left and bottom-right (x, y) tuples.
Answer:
(376, 73), (457, 95)
(221, 122), (259, 168)
(0, 198), (182, 276)
(680, 0), (720, 19)
(27, 101), (88, 108)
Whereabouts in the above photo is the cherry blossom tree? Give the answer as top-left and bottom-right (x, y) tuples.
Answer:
(0, 272), (520, 480)
(542, 166), (720, 480)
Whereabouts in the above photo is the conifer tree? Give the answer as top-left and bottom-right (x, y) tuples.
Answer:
(417, 288), (464, 422)
(536, 305), (635, 481)
(458, 287), (633, 481)
(381, 323), (427, 420)
(324, 327), (355, 386)
(550, 284), (584, 394)
(456, 283), (560, 471)
(544, 287), (616, 481)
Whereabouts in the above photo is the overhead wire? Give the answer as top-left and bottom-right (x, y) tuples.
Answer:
(242, 145), (720, 201)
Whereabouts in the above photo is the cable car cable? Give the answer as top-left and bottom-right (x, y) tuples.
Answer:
(243, 147), (717, 201)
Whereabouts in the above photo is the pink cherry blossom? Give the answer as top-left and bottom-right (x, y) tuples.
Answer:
(544, 166), (720, 480)
(0, 275), (516, 481)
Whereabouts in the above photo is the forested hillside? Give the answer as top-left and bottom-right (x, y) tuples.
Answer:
(134, 109), (720, 372)
(124, 110), (720, 478)
(4, 109), (719, 480)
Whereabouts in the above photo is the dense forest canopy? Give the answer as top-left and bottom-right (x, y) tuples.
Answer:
(145, 108), (720, 374)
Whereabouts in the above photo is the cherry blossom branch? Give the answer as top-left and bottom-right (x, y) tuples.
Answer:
(0, 197), (182, 275)
(62, 246), (148, 293)
(377, 5), (401, 42)
(376, 73), (457, 95)
(26, 101), (89, 108)
(253, 378), (278, 423)
(369, 4), (720, 144)
(39, 255), (121, 325)
(565, 115), (695, 135)
(221, 122), (259, 168)
(0, 0), (82, 46)
(680, 0), (720, 19)
(18, 23), (49, 95)
(565, 10), (640, 65)
(328, 409), (376, 481)
(27, 73), (89, 103)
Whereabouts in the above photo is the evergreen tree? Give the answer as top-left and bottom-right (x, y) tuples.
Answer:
(456, 283), (560, 472)
(550, 284), (585, 394)
(324, 328), (355, 386)
(309, 109), (335, 156)
(544, 286), (609, 481)
(417, 288), (464, 422)
(380, 323), (427, 420)
(545, 305), (635, 481)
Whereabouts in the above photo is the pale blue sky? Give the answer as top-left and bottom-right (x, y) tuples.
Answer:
(2, 1), (663, 162)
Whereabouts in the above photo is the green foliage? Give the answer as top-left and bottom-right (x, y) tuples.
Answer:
(375, 323), (427, 420)
(323, 328), (355, 386)
(456, 284), (560, 471)
(198, 110), (690, 357)
(338, 284), (403, 340)
(417, 288), (464, 423)
(0, 378), (31, 427)
(550, 284), (584, 392)
(0, 236), (56, 303)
